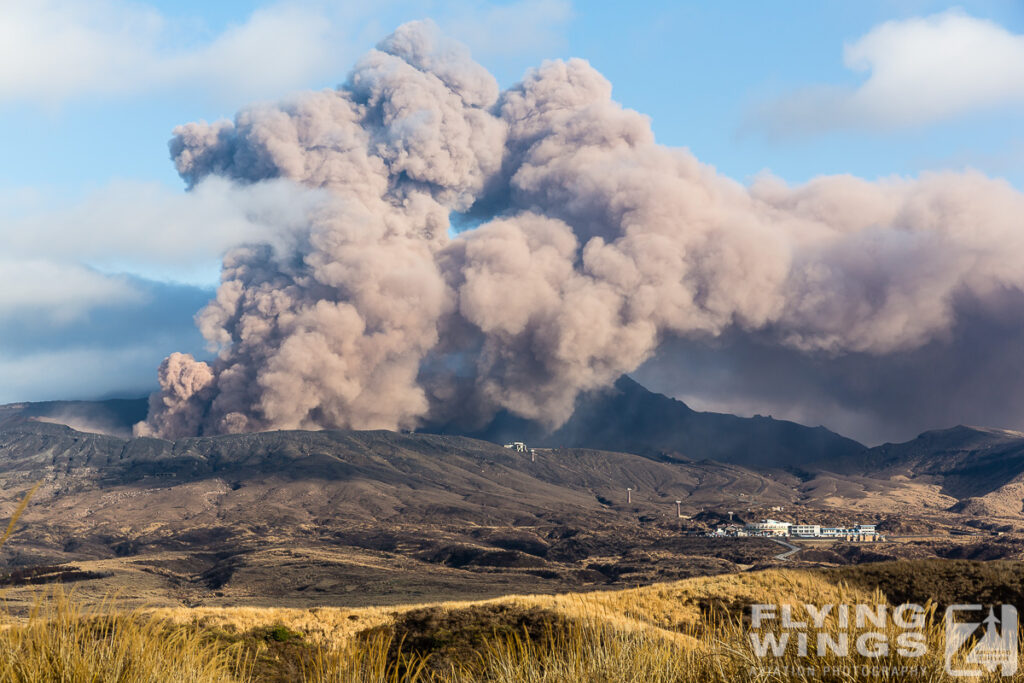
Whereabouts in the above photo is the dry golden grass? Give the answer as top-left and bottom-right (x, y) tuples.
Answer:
(148, 569), (1024, 682)
(5, 568), (1024, 682)
(151, 567), (873, 650)
(301, 603), (1024, 683)
(0, 590), (248, 683)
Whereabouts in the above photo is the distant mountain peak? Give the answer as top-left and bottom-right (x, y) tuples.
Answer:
(913, 424), (1024, 446)
(453, 375), (865, 469)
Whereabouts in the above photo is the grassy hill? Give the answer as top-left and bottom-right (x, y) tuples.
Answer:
(6, 560), (1022, 681)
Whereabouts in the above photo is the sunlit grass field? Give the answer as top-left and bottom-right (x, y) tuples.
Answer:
(1, 568), (1020, 682)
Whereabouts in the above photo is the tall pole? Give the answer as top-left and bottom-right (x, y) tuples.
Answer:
(675, 500), (682, 517)
(627, 487), (632, 504)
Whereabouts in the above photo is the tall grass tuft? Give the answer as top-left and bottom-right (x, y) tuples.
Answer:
(303, 630), (432, 682)
(0, 590), (247, 683)
(302, 596), (1023, 682)
(462, 620), (696, 683)
(0, 482), (39, 551)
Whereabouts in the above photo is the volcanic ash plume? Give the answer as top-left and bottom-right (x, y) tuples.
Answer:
(136, 20), (1024, 439)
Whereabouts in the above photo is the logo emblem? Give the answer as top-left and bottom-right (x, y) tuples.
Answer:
(946, 605), (1018, 677)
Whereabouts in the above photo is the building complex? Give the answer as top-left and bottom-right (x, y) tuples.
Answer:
(711, 519), (881, 541)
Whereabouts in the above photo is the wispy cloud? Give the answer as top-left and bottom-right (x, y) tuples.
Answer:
(0, 260), (142, 324)
(0, 0), (575, 107)
(3, 177), (329, 285)
(0, 1), (349, 105)
(0, 175), (329, 381)
(750, 10), (1024, 136)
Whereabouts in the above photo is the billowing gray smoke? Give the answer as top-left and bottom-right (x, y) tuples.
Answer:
(136, 20), (1024, 440)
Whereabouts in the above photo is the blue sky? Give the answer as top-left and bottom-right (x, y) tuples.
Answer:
(3, 0), (1024, 436)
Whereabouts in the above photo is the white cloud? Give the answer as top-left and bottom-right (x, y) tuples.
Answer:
(753, 10), (1024, 134)
(2, 176), (328, 285)
(0, 260), (142, 324)
(0, 0), (576, 107)
(0, 1), (351, 105)
(0, 175), (327, 332)
(158, 4), (341, 101)
(0, 271), (212, 403)
(0, 344), (176, 403)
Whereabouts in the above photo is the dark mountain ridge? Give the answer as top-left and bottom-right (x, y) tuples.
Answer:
(0, 417), (799, 519)
(435, 376), (866, 468)
(2, 377), (865, 469)
(6, 380), (1024, 508)
(850, 425), (1024, 502)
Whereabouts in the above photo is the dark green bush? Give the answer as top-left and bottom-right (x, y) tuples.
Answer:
(265, 625), (302, 643)
(358, 604), (568, 675)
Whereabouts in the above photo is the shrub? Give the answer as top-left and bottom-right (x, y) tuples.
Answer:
(820, 559), (1024, 611)
(356, 604), (566, 676)
(266, 624), (303, 643)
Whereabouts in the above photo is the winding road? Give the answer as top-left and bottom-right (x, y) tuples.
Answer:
(769, 537), (801, 561)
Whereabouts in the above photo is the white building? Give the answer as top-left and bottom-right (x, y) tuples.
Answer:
(719, 519), (880, 540)
(744, 519), (792, 536)
(820, 524), (879, 539)
(740, 521), (879, 539)
(503, 442), (527, 452)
